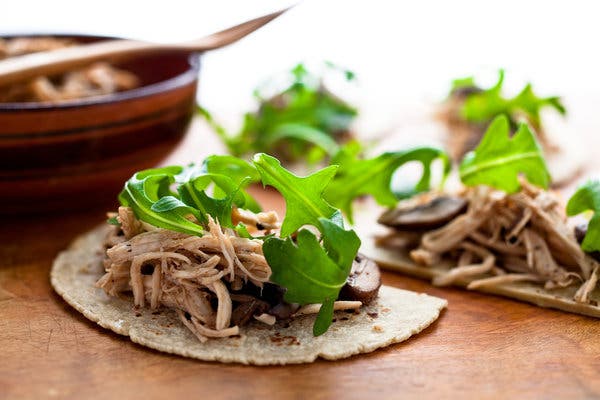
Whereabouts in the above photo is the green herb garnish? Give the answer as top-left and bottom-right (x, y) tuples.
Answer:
(324, 146), (450, 222)
(454, 69), (566, 130)
(263, 218), (360, 336)
(119, 166), (206, 236)
(566, 181), (600, 252)
(106, 216), (120, 226)
(118, 161), (258, 236)
(201, 62), (358, 164)
(459, 115), (551, 193)
(253, 153), (339, 236)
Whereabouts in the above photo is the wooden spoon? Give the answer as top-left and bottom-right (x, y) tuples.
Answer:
(0, 6), (291, 87)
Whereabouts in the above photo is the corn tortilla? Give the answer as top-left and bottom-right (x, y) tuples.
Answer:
(51, 226), (447, 365)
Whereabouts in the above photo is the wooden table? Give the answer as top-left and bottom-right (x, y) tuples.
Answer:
(2, 119), (600, 400)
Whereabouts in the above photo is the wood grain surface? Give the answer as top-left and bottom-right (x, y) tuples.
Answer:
(1, 119), (600, 400)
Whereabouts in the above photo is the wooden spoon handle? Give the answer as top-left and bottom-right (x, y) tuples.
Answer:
(0, 6), (292, 87)
(0, 40), (164, 87)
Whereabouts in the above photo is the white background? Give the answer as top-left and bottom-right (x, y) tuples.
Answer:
(2, 0), (599, 138)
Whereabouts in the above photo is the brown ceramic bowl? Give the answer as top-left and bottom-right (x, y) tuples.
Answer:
(0, 34), (200, 214)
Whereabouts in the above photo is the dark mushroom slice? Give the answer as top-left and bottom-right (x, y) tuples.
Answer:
(575, 223), (588, 244)
(268, 302), (296, 320)
(378, 194), (468, 230)
(230, 296), (270, 327)
(231, 282), (285, 307)
(338, 253), (381, 305)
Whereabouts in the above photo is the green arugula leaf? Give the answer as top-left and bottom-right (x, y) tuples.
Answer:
(451, 76), (477, 92)
(459, 115), (551, 193)
(202, 155), (261, 212)
(119, 158), (262, 234)
(202, 155), (260, 183)
(458, 70), (565, 130)
(119, 169), (206, 236)
(319, 217), (360, 269)
(200, 62), (358, 164)
(510, 83), (566, 129)
(233, 222), (253, 239)
(314, 298), (335, 336)
(566, 181), (600, 252)
(253, 153), (339, 236)
(263, 218), (360, 335)
(106, 216), (120, 226)
(266, 123), (340, 156)
(324, 147), (451, 222)
(178, 174), (249, 228)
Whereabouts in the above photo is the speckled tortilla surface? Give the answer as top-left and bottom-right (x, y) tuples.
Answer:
(51, 226), (447, 365)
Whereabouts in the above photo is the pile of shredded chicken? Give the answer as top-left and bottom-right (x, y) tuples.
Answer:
(378, 178), (600, 304)
(0, 37), (139, 102)
(97, 206), (363, 342)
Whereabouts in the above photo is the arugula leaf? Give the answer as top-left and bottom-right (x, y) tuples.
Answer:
(119, 168), (206, 236)
(253, 153), (339, 236)
(458, 70), (566, 130)
(202, 155), (260, 183)
(233, 222), (253, 239)
(324, 147), (450, 222)
(106, 216), (120, 226)
(566, 181), (600, 252)
(263, 218), (361, 335)
(178, 174), (250, 228)
(459, 115), (551, 193)
(451, 76), (477, 92)
(313, 298), (335, 336)
(119, 158), (261, 234)
(510, 83), (566, 129)
(266, 123), (340, 155)
(202, 155), (261, 212)
(200, 62), (357, 164)
(461, 70), (506, 122)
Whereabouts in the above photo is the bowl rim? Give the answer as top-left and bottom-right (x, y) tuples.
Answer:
(0, 33), (201, 111)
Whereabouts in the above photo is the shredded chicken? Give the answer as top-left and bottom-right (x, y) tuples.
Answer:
(98, 210), (276, 341)
(231, 207), (280, 232)
(254, 313), (276, 325)
(379, 178), (599, 304)
(98, 206), (373, 342)
(0, 37), (139, 102)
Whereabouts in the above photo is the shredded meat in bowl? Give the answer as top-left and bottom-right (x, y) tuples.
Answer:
(0, 37), (139, 102)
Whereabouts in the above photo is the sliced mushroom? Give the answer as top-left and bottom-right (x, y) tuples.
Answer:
(231, 282), (285, 306)
(575, 223), (588, 244)
(230, 297), (270, 327)
(339, 253), (381, 305)
(268, 302), (297, 320)
(378, 194), (468, 230)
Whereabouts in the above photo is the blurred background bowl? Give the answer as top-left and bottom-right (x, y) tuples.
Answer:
(0, 34), (200, 214)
